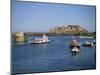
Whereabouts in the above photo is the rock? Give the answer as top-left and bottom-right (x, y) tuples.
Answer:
(49, 25), (88, 34)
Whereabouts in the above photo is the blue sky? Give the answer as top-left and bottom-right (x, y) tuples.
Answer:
(12, 0), (96, 32)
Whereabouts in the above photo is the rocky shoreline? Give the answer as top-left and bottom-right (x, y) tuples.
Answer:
(12, 25), (95, 36)
(49, 25), (88, 34)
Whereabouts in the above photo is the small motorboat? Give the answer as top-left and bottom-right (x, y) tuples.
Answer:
(82, 40), (93, 47)
(71, 47), (80, 54)
(29, 34), (50, 44)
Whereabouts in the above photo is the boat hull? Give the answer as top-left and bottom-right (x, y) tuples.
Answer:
(29, 40), (50, 44)
(82, 42), (93, 47)
(71, 47), (80, 55)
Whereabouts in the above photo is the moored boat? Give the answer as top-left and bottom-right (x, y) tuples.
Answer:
(69, 35), (80, 53)
(80, 36), (93, 38)
(82, 40), (93, 47)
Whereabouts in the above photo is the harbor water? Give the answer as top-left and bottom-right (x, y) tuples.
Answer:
(12, 35), (96, 74)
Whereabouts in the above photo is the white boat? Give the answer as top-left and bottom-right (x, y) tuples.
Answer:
(29, 34), (50, 44)
(82, 40), (93, 47)
(80, 36), (93, 38)
(71, 47), (80, 53)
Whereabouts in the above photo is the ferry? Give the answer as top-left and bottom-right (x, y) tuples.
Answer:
(29, 34), (50, 44)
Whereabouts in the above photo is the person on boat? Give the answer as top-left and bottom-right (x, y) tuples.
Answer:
(43, 34), (46, 38)
(42, 34), (48, 41)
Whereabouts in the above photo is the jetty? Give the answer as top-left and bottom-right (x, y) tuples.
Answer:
(15, 32), (25, 42)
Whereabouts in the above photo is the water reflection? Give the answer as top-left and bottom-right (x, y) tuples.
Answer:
(71, 51), (80, 56)
(16, 41), (25, 45)
(12, 35), (96, 74)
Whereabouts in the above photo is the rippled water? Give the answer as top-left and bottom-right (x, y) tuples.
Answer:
(12, 36), (96, 74)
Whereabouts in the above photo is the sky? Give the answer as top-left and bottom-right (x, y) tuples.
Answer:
(12, 0), (96, 32)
